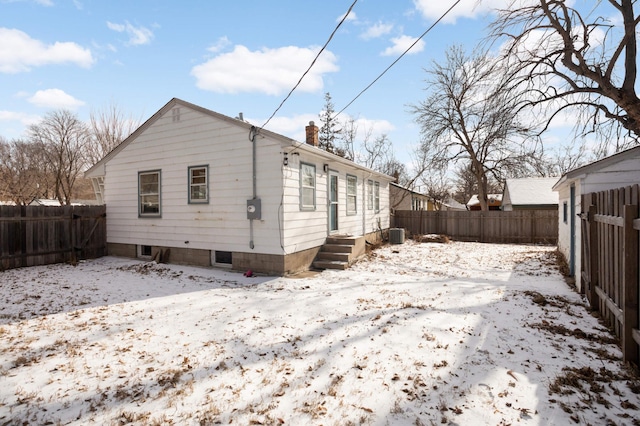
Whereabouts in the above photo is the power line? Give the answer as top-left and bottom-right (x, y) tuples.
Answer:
(333, 0), (462, 119)
(261, 0), (358, 129)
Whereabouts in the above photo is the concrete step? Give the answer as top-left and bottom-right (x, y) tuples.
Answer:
(313, 260), (348, 270)
(316, 252), (350, 262)
(326, 236), (358, 245)
(322, 244), (354, 254)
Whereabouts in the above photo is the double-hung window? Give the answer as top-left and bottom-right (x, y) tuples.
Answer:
(367, 180), (373, 210)
(139, 170), (161, 217)
(300, 163), (316, 210)
(374, 181), (380, 213)
(188, 165), (209, 204)
(346, 174), (357, 215)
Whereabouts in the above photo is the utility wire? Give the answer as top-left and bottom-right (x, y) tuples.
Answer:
(261, 0), (358, 129)
(333, 0), (462, 119)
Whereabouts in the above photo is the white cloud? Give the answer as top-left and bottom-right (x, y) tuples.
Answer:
(28, 89), (85, 109)
(0, 28), (94, 73)
(107, 21), (154, 46)
(360, 22), (394, 40)
(337, 10), (357, 23)
(351, 116), (395, 136)
(413, 0), (511, 23)
(0, 110), (41, 126)
(191, 45), (339, 95)
(207, 36), (231, 53)
(256, 114), (318, 141)
(381, 35), (425, 56)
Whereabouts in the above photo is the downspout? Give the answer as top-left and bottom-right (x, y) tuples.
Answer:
(249, 126), (257, 250)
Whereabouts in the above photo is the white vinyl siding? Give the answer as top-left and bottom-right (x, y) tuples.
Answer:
(103, 105), (285, 254)
(188, 165), (208, 204)
(97, 101), (394, 259)
(346, 174), (357, 215)
(300, 163), (316, 210)
(139, 170), (161, 217)
(374, 181), (380, 213)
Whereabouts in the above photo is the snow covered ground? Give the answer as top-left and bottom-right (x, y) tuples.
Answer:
(0, 240), (638, 425)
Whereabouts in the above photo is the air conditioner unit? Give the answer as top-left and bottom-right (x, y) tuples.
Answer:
(389, 228), (405, 244)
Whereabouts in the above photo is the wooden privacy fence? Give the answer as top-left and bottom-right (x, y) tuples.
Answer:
(0, 205), (106, 270)
(392, 210), (558, 244)
(581, 185), (639, 364)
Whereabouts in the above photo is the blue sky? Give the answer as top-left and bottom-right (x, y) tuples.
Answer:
(1, 0), (507, 166)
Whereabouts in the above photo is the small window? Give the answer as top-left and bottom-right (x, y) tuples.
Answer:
(139, 170), (161, 217)
(300, 163), (316, 210)
(215, 251), (232, 265)
(188, 165), (209, 204)
(367, 180), (373, 210)
(139, 245), (152, 258)
(563, 201), (568, 223)
(346, 174), (357, 215)
(374, 181), (380, 213)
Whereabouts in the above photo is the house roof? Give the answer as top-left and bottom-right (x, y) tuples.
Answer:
(552, 145), (640, 190)
(466, 194), (502, 207)
(390, 182), (427, 197)
(503, 177), (559, 206)
(85, 97), (394, 182)
(440, 196), (467, 210)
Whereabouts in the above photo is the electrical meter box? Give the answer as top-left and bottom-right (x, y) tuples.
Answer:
(247, 198), (261, 220)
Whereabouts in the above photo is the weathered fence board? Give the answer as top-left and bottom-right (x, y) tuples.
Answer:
(392, 210), (558, 244)
(0, 205), (106, 270)
(581, 184), (639, 364)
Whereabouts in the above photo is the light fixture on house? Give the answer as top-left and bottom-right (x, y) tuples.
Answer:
(323, 164), (329, 173)
(283, 152), (288, 166)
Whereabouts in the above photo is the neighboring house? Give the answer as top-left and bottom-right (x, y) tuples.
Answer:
(85, 98), (393, 275)
(439, 196), (467, 211)
(389, 182), (434, 213)
(466, 194), (502, 211)
(553, 146), (640, 287)
(501, 177), (559, 211)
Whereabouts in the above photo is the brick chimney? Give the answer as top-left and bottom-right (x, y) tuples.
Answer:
(305, 121), (319, 147)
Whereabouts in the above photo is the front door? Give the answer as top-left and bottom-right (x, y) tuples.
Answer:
(329, 172), (339, 233)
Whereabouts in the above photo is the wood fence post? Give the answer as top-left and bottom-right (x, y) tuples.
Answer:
(588, 204), (599, 310)
(69, 207), (77, 264)
(622, 204), (639, 363)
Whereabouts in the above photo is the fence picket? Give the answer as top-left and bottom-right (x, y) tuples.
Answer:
(0, 205), (106, 270)
(392, 210), (558, 244)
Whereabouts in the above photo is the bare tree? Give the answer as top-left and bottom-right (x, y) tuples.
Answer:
(411, 46), (540, 211)
(27, 110), (91, 205)
(421, 170), (452, 210)
(0, 138), (54, 205)
(452, 163), (502, 206)
(490, 0), (640, 153)
(87, 101), (140, 166)
(339, 116), (358, 161)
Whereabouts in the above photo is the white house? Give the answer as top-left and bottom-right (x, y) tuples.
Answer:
(84, 98), (393, 275)
(552, 146), (640, 288)
(501, 177), (559, 211)
(389, 182), (434, 212)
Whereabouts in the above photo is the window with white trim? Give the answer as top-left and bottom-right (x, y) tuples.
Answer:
(300, 163), (316, 210)
(188, 165), (208, 203)
(374, 181), (380, 213)
(346, 174), (357, 215)
(139, 170), (161, 217)
(367, 180), (373, 210)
